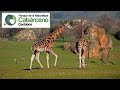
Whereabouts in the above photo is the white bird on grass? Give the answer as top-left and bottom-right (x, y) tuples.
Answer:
(14, 59), (19, 64)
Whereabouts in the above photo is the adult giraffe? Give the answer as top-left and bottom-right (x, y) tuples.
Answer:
(76, 18), (88, 69)
(29, 22), (73, 70)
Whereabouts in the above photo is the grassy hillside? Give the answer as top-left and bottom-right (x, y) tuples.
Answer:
(0, 39), (120, 79)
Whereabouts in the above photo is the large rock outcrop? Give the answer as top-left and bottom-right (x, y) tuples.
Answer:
(64, 24), (112, 61)
(15, 30), (36, 41)
(87, 24), (112, 58)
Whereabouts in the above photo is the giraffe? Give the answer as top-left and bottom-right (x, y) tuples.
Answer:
(29, 22), (73, 70)
(76, 18), (88, 69)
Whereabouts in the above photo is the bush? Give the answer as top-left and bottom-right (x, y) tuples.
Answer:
(114, 31), (120, 40)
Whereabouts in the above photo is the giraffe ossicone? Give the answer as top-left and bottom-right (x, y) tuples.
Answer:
(64, 22), (73, 29)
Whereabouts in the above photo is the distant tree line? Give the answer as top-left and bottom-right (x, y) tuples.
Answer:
(0, 14), (120, 41)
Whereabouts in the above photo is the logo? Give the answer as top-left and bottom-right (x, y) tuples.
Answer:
(2, 13), (50, 28)
(5, 15), (16, 26)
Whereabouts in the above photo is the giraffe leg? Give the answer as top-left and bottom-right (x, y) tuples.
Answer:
(46, 52), (50, 69)
(81, 48), (86, 68)
(82, 55), (85, 68)
(78, 48), (82, 69)
(30, 54), (35, 70)
(79, 54), (82, 69)
(35, 52), (43, 69)
(49, 49), (58, 67)
(106, 49), (111, 63)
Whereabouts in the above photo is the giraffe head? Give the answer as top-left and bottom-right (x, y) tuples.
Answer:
(78, 18), (87, 25)
(64, 22), (73, 29)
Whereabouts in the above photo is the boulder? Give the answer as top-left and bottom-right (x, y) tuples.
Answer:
(15, 30), (36, 41)
(65, 24), (112, 62)
(64, 41), (71, 51)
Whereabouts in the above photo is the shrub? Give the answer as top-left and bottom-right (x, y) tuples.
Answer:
(114, 31), (120, 40)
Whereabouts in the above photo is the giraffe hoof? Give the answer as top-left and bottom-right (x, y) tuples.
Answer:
(82, 66), (85, 68)
(29, 68), (32, 70)
(53, 65), (56, 67)
(40, 67), (44, 70)
(83, 66), (85, 68)
(78, 67), (81, 69)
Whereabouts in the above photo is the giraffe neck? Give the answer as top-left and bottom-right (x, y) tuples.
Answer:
(78, 37), (85, 42)
(81, 18), (85, 38)
(81, 24), (84, 38)
(50, 25), (65, 40)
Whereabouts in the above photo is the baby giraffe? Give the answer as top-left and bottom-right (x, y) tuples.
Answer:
(29, 22), (73, 70)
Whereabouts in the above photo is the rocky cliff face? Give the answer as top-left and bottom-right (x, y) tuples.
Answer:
(87, 24), (112, 58)
(15, 30), (36, 41)
(64, 24), (112, 59)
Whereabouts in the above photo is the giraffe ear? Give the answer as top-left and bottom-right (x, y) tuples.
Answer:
(63, 21), (68, 25)
(64, 21), (69, 26)
(64, 22), (73, 29)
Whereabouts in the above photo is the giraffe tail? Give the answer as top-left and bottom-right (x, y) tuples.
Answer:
(31, 47), (37, 55)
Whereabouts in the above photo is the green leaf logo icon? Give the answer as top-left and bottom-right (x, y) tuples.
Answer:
(5, 15), (16, 25)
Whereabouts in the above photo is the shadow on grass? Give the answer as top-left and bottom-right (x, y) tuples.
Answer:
(55, 45), (64, 50)
(22, 67), (44, 70)
(86, 60), (97, 65)
(89, 60), (115, 65)
(90, 61), (97, 64)
(108, 61), (116, 65)
(58, 67), (77, 69)
(59, 67), (87, 70)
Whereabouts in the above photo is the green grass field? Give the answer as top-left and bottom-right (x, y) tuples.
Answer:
(0, 37), (120, 79)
